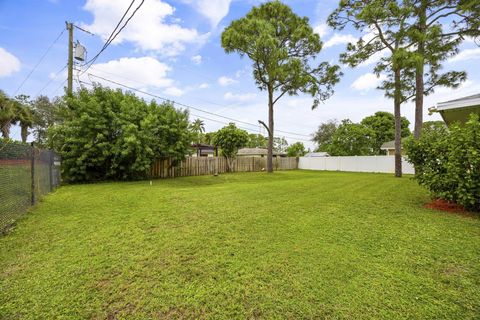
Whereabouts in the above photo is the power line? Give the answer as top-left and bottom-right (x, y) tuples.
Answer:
(87, 73), (312, 139)
(34, 64), (67, 97)
(83, 0), (136, 65)
(79, 79), (307, 142)
(80, 77), (312, 143)
(81, 0), (144, 75)
(14, 29), (66, 95)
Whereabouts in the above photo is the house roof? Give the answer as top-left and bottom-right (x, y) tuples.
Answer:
(380, 138), (409, 150)
(191, 143), (214, 149)
(437, 93), (480, 111)
(435, 93), (480, 126)
(237, 147), (284, 156)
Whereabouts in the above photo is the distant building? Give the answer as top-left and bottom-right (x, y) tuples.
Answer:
(431, 94), (480, 126)
(304, 152), (329, 157)
(191, 143), (216, 157)
(380, 138), (409, 156)
(237, 147), (286, 157)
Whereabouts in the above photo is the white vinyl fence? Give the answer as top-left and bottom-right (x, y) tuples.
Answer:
(298, 156), (415, 174)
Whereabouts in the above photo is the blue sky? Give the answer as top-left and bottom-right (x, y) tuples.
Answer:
(1, 0), (479, 148)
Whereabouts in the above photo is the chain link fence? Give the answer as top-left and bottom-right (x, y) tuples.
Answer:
(0, 140), (60, 232)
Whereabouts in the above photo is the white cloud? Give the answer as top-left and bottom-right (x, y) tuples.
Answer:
(218, 76), (237, 86)
(0, 47), (20, 77)
(191, 55), (202, 65)
(184, 0), (231, 27)
(448, 48), (480, 63)
(323, 33), (357, 49)
(351, 73), (387, 91)
(434, 79), (473, 95)
(86, 56), (173, 89)
(224, 92), (257, 102)
(82, 0), (204, 56)
(163, 86), (184, 97)
(198, 83), (209, 89)
(314, 23), (329, 38)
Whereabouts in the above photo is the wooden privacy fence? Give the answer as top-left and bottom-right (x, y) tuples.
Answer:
(151, 156), (298, 179)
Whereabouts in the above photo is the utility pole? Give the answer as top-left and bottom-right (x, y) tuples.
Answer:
(66, 21), (73, 96)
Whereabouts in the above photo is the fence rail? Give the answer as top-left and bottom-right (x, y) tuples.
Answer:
(0, 141), (61, 232)
(151, 156), (298, 179)
(298, 155), (415, 174)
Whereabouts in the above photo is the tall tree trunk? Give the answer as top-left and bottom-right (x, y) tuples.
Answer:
(267, 88), (274, 173)
(394, 67), (403, 178)
(21, 125), (28, 143)
(1, 122), (10, 139)
(414, 0), (427, 139)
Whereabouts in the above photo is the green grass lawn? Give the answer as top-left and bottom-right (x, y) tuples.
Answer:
(1, 170), (479, 319)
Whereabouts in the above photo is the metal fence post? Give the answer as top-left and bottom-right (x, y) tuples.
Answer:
(30, 142), (35, 205)
(49, 151), (53, 191)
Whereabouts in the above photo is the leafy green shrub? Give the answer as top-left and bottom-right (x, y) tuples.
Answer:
(48, 85), (193, 182)
(212, 123), (249, 171)
(0, 139), (31, 159)
(405, 115), (480, 211)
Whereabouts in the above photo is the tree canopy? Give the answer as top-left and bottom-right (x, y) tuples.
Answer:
(212, 123), (249, 171)
(246, 133), (268, 148)
(48, 85), (192, 182)
(31, 95), (65, 146)
(222, 1), (341, 172)
(0, 90), (14, 139)
(312, 119), (338, 152)
(324, 119), (375, 156)
(286, 142), (306, 157)
(361, 111), (410, 154)
(328, 0), (479, 176)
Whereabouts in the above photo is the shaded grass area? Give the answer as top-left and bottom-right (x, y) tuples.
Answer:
(0, 170), (479, 319)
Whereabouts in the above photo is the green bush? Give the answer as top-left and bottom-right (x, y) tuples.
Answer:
(48, 85), (193, 182)
(405, 115), (480, 211)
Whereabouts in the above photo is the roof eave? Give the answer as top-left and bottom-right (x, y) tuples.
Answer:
(437, 98), (480, 111)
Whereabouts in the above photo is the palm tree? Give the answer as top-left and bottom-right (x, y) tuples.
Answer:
(17, 105), (34, 143)
(190, 118), (205, 144)
(191, 118), (205, 134)
(0, 90), (14, 139)
(12, 95), (34, 143)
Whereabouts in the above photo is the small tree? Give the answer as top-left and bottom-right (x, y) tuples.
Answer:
(273, 137), (289, 153)
(324, 119), (375, 156)
(32, 95), (64, 145)
(222, 1), (341, 173)
(212, 123), (249, 171)
(286, 142), (306, 157)
(312, 119), (338, 151)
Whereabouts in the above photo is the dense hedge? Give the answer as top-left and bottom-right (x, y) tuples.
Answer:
(48, 86), (193, 182)
(0, 139), (31, 159)
(405, 115), (480, 211)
